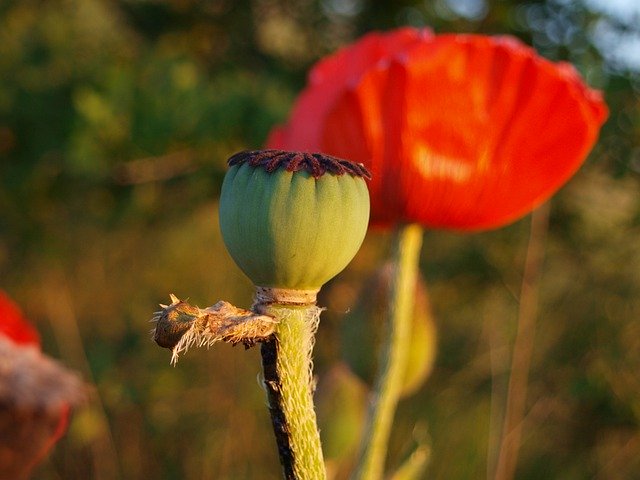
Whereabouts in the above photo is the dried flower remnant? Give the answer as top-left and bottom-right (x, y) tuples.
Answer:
(151, 294), (277, 365)
(0, 290), (85, 480)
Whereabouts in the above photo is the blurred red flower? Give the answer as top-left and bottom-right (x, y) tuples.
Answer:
(0, 290), (40, 346)
(0, 290), (83, 480)
(268, 28), (608, 230)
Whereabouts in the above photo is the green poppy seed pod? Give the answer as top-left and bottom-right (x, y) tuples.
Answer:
(219, 150), (371, 294)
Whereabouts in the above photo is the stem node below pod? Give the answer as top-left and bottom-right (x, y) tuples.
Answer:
(219, 149), (371, 293)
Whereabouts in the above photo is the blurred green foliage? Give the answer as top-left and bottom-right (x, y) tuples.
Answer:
(0, 0), (639, 479)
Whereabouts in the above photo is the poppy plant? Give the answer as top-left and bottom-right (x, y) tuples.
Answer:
(268, 28), (608, 479)
(0, 290), (83, 480)
(268, 28), (608, 230)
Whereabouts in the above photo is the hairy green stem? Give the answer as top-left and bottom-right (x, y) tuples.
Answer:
(352, 224), (424, 480)
(260, 304), (326, 480)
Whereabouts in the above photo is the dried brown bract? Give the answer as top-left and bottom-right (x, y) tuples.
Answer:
(151, 295), (277, 364)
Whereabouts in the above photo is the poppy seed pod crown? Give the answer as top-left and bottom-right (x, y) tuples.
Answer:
(219, 150), (371, 292)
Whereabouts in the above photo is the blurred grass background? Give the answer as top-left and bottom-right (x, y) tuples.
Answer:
(0, 0), (639, 478)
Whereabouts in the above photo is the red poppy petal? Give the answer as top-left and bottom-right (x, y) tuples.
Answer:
(0, 290), (40, 347)
(324, 34), (607, 229)
(308, 27), (431, 89)
(323, 69), (398, 226)
(402, 37), (607, 229)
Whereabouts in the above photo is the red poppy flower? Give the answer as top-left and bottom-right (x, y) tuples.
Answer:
(0, 290), (40, 346)
(0, 290), (83, 479)
(268, 29), (608, 230)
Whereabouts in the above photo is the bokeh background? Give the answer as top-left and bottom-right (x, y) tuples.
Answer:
(1, 0), (639, 478)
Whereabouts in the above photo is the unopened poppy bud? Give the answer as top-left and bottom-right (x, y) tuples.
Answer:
(219, 149), (371, 293)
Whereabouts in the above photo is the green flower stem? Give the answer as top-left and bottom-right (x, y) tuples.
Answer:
(352, 223), (424, 480)
(260, 303), (326, 480)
